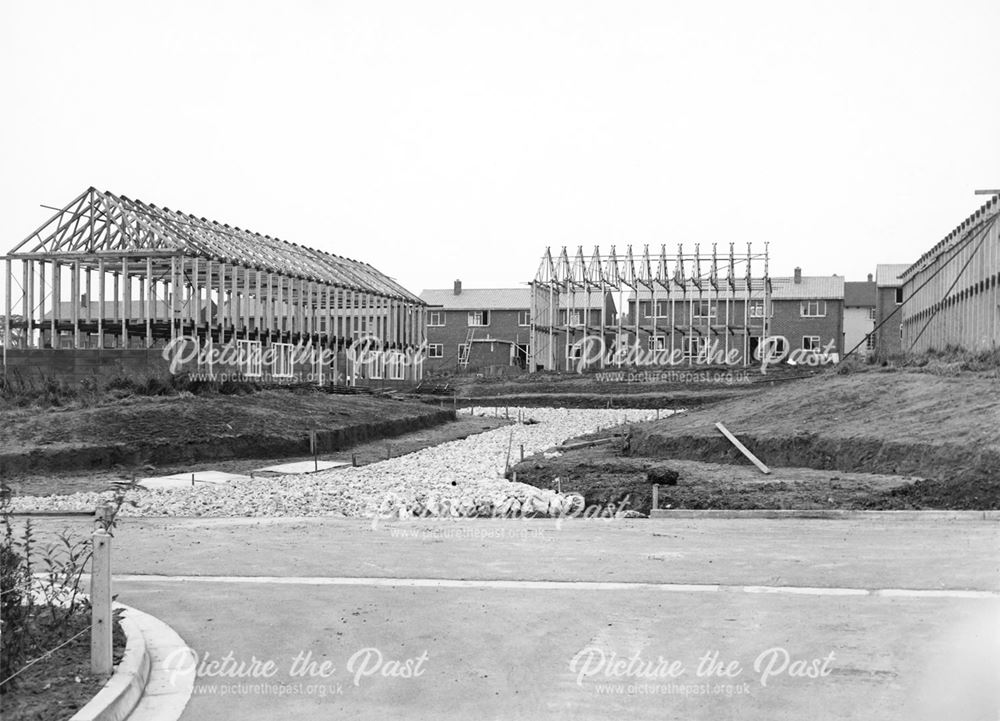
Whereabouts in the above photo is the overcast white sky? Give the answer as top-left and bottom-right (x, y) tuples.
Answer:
(2, 0), (997, 299)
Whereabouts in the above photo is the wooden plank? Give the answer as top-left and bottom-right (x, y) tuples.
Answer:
(715, 422), (770, 474)
(90, 530), (113, 675)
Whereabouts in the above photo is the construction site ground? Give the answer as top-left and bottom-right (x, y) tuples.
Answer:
(510, 366), (1000, 510)
(4, 409), (508, 498)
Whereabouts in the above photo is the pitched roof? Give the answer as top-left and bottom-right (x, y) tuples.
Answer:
(9, 187), (421, 302)
(902, 194), (1000, 280)
(624, 276), (842, 301)
(875, 264), (909, 287)
(420, 288), (531, 310)
(843, 281), (876, 307)
(769, 276), (844, 300)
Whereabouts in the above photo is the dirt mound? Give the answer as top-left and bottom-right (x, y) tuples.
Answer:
(629, 370), (1000, 486)
(863, 476), (1000, 510)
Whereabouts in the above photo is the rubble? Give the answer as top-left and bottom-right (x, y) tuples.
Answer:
(11, 408), (659, 518)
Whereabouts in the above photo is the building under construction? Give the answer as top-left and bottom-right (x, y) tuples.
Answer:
(530, 243), (772, 371)
(900, 193), (1000, 353)
(2, 188), (426, 384)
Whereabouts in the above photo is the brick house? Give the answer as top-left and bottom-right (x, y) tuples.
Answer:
(618, 268), (844, 365)
(419, 281), (532, 372)
(769, 269), (845, 358)
(874, 264), (909, 356)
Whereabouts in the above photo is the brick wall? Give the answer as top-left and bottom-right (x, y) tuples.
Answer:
(425, 308), (530, 371)
(875, 287), (904, 355)
(771, 299), (844, 355)
(2, 348), (175, 383)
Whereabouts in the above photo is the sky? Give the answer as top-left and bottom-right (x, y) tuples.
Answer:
(1, 0), (998, 300)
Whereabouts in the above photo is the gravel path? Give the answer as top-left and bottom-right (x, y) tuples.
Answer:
(10, 408), (661, 518)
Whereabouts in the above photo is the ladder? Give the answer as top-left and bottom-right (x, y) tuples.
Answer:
(459, 328), (475, 368)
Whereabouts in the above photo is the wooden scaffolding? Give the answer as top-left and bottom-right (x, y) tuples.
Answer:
(529, 242), (771, 371)
(2, 188), (426, 382)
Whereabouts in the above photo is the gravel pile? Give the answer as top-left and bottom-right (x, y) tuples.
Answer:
(11, 408), (660, 518)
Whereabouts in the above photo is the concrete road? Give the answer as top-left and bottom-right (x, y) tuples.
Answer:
(34, 516), (1000, 719)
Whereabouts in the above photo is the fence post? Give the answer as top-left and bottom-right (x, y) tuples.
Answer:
(651, 484), (659, 512)
(91, 529), (113, 675)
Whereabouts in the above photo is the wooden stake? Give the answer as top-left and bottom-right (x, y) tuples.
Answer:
(90, 530), (113, 675)
(715, 422), (770, 474)
(652, 483), (659, 511)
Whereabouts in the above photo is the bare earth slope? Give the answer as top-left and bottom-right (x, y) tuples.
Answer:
(631, 369), (1000, 479)
(511, 368), (1000, 510)
(0, 390), (453, 477)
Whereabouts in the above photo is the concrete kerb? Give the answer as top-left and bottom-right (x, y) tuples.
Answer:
(69, 603), (194, 721)
(69, 604), (149, 721)
(649, 509), (1000, 520)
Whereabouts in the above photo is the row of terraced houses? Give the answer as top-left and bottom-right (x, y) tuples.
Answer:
(420, 266), (913, 373)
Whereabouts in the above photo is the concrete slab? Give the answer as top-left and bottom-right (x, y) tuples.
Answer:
(27, 516), (1000, 719)
(117, 579), (1000, 721)
(253, 460), (350, 475)
(138, 472), (253, 490)
(93, 517), (1000, 592)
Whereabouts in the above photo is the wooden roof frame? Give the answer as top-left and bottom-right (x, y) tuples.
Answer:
(7, 187), (422, 303)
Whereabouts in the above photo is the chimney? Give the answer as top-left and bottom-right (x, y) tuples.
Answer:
(794, 267), (802, 284)
(867, 273), (873, 282)
(453, 279), (462, 295)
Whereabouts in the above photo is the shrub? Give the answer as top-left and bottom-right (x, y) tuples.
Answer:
(0, 483), (33, 693)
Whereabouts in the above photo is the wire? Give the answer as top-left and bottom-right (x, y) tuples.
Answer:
(841, 213), (998, 362)
(0, 624), (91, 688)
(906, 214), (998, 351)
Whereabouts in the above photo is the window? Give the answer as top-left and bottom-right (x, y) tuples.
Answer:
(800, 300), (827, 318)
(567, 310), (583, 327)
(655, 300), (670, 318)
(387, 353), (405, 380)
(566, 342), (583, 360)
(682, 336), (706, 359)
(428, 343), (443, 358)
(865, 334), (875, 351)
(272, 342), (294, 378)
(894, 288), (903, 304)
(517, 310), (530, 326)
(757, 336), (786, 358)
(237, 340), (262, 378)
(639, 301), (652, 318)
(427, 311), (445, 327)
(693, 301), (717, 321)
(468, 310), (489, 327)
(802, 336), (821, 352)
(749, 300), (766, 318)
(368, 352), (385, 380)
(457, 343), (470, 364)
(868, 307), (877, 320)
(647, 336), (666, 351)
